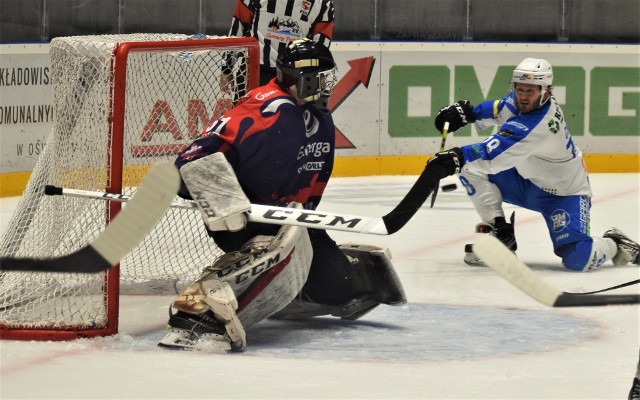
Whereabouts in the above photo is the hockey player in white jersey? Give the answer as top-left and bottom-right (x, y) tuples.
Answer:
(427, 58), (639, 271)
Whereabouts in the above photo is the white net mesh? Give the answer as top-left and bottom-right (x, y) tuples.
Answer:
(0, 34), (257, 335)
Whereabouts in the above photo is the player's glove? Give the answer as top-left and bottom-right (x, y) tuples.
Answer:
(435, 100), (476, 133)
(427, 147), (464, 179)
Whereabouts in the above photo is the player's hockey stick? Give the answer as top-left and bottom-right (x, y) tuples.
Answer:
(473, 235), (640, 307)
(579, 279), (639, 294)
(430, 121), (449, 208)
(43, 162), (441, 236)
(0, 162), (180, 274)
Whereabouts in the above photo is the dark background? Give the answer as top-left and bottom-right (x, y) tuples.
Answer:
(1, 0), (638, 43)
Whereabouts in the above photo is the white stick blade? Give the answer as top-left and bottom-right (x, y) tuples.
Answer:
(90, 162), (180, 265)
(472, 235), (561, 306)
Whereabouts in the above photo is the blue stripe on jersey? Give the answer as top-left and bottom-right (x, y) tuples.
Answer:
(461, 100), (549, 163)
(472, 93), (518, 120)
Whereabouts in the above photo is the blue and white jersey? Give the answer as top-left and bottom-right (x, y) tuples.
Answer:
(460, 92), (592, 197)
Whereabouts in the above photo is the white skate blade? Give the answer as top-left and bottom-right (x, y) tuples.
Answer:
(158, 329), (232, 352)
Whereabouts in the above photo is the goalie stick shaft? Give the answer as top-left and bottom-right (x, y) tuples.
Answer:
(44, 165), (441, 235)
(0, 162), (180, 273)
(45, 186), (390, 234)
(473, 235), (640, 307)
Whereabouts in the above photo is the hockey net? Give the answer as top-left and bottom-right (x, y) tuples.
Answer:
(0, 34), (259, 340)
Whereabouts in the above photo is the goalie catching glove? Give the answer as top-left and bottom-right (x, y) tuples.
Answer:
(179, 152), (250, 231)
(435, 99), (476, 133)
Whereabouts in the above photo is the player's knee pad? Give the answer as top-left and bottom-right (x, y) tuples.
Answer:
(559, 238), (606, 272)
(340, 243), (407, 306)
(458, 170), (505, 223)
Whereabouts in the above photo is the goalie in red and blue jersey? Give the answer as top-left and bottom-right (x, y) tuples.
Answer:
(175, 53), (335, 212)
(160, 39), (406, 352)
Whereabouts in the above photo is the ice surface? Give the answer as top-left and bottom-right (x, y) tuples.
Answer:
(0, 173), (638, 399)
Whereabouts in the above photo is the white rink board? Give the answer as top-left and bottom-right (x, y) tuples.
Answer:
(1, 41), (638, 174)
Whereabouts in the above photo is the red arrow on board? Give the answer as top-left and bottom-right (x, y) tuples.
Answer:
(329, 56), (376, 149)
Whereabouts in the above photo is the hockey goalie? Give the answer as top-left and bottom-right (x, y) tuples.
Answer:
(158, 39), (406, 352)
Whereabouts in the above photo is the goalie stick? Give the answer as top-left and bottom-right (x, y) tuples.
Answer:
(44, 162), (441, 236)
(473, 235), (640, 307)
(0, 162), (180, 274)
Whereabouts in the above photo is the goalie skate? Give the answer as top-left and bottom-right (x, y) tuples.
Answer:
(158, 309), (243, 352)
(159, 278), (247, 352)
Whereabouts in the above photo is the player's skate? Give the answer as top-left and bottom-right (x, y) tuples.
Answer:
(464, 212), (517, 266)
(158, 279), (246, 352)
(603, 228), (640, 266)
(629, 377), (640, 400)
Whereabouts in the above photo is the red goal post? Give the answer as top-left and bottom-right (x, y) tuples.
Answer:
(0, 34), (259, 341)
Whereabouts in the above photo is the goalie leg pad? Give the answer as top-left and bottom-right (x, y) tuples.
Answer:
(340, 243), (407, 306)
(193, 203), (313, 329)
(272, 243), (406, 321)
(271, 295), (380, 321)
(232, 220), (313, 328)
(180, 152), (250, 232)
(168, 279), (247, 352)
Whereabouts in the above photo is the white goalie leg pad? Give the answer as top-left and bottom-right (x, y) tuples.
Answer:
(171, 279), (247, 351)
(180, 152), (250, 231)
(200, 280), (246, 349)
(232, 214), (313, 328)
(172, 203), (312, 337)
(222, 204), (313, 328)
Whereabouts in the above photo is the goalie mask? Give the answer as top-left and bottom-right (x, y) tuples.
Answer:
(276, 39), (338, 109)
(510, 58), (553, 107)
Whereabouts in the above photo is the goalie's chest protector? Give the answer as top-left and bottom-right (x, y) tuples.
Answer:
(230, 92), (335, 207)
